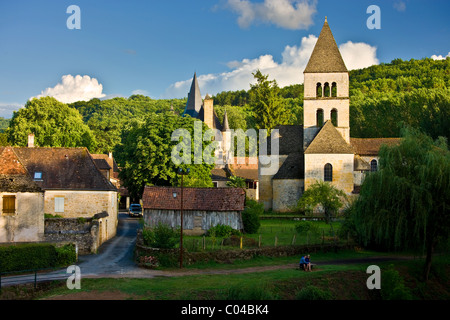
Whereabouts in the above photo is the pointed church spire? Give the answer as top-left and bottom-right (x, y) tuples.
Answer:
(183, 72), (202, 117)
(222, 109), (230, 131)
(304, 17), (347, 73)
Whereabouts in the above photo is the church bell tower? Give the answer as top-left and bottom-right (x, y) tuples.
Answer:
(303, 17), (350, 149)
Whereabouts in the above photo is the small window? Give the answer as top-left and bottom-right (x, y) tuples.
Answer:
(213, 181), (218, 188)
(55, 197), (65, 213)
(34, 172), (42, 180)
(2, 195), (16, 214)
(324, 163), (333, 182)
(316, 109), (324, 127)
(371, 159), (378, 172)
(316, 83), (322, 97)
(331, 82), (337, 97)
(331, 109), (338, 127)
(324, 82), (330, 97)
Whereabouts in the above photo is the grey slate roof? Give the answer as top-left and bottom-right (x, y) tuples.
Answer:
(305, 121), (354, 154)
(268, 125), (304, 155)
(304, 18), (348, 73)
(183, 72), (203, 117)
(273, 152), (304, 180)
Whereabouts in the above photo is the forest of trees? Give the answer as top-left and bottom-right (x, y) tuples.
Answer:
(1, 57), (448, 197)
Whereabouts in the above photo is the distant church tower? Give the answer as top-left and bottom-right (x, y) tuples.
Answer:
(303, 17), (350, 149)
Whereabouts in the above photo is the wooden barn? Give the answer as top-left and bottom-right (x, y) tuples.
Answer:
(142, 186), (246, 235)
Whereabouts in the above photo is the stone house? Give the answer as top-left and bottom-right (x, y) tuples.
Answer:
(0, 147), (45, 242)
(142, 186), (245, 235)
(259, 18), (401, 212)
(0, 144), (119, 245)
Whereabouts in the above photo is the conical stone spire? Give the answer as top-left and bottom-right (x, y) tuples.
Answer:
(222, 109), (230, 131)
(304, 18), (348, 73)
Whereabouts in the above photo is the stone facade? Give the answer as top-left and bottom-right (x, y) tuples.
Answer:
(304, 153), (355, 194)
(0, 192), (45, 242)
(44, 190), (118, 242)
(272, 179), (304, 212)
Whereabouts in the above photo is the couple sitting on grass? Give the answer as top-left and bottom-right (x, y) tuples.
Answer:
(299, 254), (312, 271)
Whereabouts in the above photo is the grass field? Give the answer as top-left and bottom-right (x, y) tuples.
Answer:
(1, 250), (448, 301)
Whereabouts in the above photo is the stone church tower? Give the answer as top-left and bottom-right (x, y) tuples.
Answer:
(303, 17), (350, 149)
(303, 18), (354, 194)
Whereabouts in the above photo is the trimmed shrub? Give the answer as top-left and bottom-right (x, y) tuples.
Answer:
(0, 244), (58, 273)
(55, 244), (77, 267)
(143, 223), (180, 249)
(242, 199), (263, 234)
(295, 221), (321, 236)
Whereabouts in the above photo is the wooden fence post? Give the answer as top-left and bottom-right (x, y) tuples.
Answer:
(274, 235), (278, 247)
(258, 235), (261, 248)
(292, 234), (296, 245)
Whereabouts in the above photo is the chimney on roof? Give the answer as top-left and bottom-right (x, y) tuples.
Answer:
(108, 152), (112, 159)
(28, 133), (35, 148)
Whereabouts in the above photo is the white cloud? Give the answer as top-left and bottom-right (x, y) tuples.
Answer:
(33, 75), (106, 103)
(131, 89), (150, 96)
(226, 0), (317, 30)
(431, 52), (450, 60)
(163, 35), (379, 98)
(0, 102), (23, 119)
(339, 41), (379, 70)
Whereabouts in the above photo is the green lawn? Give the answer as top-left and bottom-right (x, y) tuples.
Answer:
(182, 219), (346, 251)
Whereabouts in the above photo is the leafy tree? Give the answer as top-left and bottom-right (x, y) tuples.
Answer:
(297, 180), (347, 240)
(348, 128), (450, 281)
(6, 97), (96, 150)
(226, 176), (246, 188)
(115, 112), (214, 200)
(241, 199), (263, 234)
(249, 70), (290, 133)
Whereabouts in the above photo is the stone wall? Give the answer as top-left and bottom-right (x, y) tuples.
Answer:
(44, 217), (100, 254)
(44, 190), (118, 243)
(135, 240), (354, 266)
(272, 179), (303, 212)
(0, 192), (44, 242)
(304, 153), (354, 194)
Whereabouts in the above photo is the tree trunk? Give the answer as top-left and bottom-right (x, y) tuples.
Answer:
(424, 239), (435, 281)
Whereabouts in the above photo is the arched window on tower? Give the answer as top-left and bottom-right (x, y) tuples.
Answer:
(371, 159), (378, 172)
(324, 82), (330, 97)
(331, 82), (337, 97)
(331, 109), (338, 127)
(316, 109), (324, 127)
(324, 163), (333, 182)
(316, 83), (322, 97)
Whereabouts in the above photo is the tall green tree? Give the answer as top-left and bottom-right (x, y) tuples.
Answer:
(115, 112), (214, 200)
(297, 180), (347, 240)
(348, 128), (450, 281)
(249, 70), (290, 133)
(6, 97), (96, 150)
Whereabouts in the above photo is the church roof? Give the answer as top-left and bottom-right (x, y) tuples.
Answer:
(305, 121), (354, 154)
(273, 152), (304, 180)
(268, 125), (304, 155)
(350, 138), (402, 156)
(304, 18), (348, 73)
(183, 72), (202, 117)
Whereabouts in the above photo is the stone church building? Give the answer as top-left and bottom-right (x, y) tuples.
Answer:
(259, 18), (401, 212)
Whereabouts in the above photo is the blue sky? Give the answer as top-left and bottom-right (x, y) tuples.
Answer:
(0, 0), (449, 118)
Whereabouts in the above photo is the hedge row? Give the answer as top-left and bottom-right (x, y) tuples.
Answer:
(0, 243), (76, 273)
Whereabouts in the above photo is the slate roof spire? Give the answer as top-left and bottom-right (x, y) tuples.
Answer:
(222, 109), (230, 131)
(304, 18), (348, 73)
(183, 72), (203, 117)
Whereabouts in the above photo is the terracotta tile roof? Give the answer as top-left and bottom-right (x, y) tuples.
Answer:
(350, 138), (402, 156)
(4, 147), (117, 191)
(211, 168), (229, 181)
(305, 121), (354, 154)
(0, 147), (43, 192)
(142, 186), (245, 211)
(304, 19), (348, 73)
